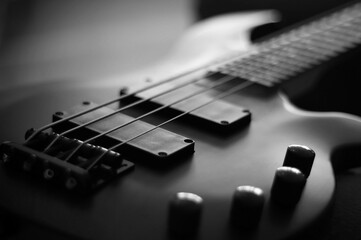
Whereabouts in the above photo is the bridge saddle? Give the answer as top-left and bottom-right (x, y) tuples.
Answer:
(0, 131), (134, 193)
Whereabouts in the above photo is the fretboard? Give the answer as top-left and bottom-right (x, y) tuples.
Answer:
(217, 2), (361, 87)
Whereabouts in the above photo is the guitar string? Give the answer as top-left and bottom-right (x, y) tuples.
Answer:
(24, 63), (222, 144)
(83, 3), (361, 169)
(221, 3), (361, 85)
(61, 22), (346, 162)
(42, 71), (220, 153)
(39, 0), (357, 144)
(34, 0), (360, 163)
(48, 5), (359, 158)
(86, 80), (254, 171)
(63, 74), (238, 162)
(48, 15), (360, 153)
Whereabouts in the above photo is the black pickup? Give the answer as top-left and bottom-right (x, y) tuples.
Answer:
(130, 77), (252, 132)
(53, 102), (195, 163)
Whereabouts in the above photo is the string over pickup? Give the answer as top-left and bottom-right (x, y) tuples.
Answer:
(0, 132), (134, 192)
(53, 102), (195, 164)
(132, 79), (252, 132)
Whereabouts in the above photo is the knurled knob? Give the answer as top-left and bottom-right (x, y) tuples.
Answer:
(283, 144), (315, 178)
(168, 192), (203, 236)
(230, 186), (265, 229)
(271, 167), (307, 206)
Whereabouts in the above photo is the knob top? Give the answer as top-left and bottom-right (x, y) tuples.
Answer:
(175, 192), (203, 204)
(231, 186), (265, 228)
(168, 192), (203, 236)
(283, 144), (315, 178)
(271, 166), (307, 206)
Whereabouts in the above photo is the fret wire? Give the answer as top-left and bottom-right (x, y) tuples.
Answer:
(317, 32), (353, 49)
(224, 58), (284, 85)
(266, 44), (318, 68)
(226, 69), (279, 85)
(310, 30), (358, 53)
(235, 58), (293, 83)
(267, 47), (316, 69)
(323, 30), (360, 47)
(299, 31), (344, 52)
(219, 2), (361, 87)
(330, 17), (361, 36)
(335, 26), (361, 41)
(224, 42), (322, 84)
(220, 54), (279, 85)
(220, 69), (274, 86)
(266, 46), (319, 70)
(228, 50), (304, 82)
(335, 21), (361, 39)
(252, 49), (307, 74)
(293, 39), (338, 59)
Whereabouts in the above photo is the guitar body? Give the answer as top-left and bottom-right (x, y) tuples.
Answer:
(1, 10), (361, 240)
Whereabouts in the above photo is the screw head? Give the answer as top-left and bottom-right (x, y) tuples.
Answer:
(43, 168), (55, 180)
(119, 87), (129, 96)
(158, 152), (168, 157)
(65, 177), (78, 190)
(2, 153), (10, 163)
(220, 120), (229, 125)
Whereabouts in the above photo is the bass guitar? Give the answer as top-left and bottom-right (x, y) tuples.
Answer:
(1, 2), (361, 240)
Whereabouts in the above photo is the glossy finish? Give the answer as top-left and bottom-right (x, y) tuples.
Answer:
(271, 167), (307, 206)
(283, 145), (315, 178)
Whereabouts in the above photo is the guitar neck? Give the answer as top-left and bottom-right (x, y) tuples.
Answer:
(216, 2), (361, 87)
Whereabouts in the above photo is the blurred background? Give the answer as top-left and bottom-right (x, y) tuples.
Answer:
(0, 0), (193, 89)
(0, 0), (352, 89)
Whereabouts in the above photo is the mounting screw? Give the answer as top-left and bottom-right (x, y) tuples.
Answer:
(220, 120), (229, 125)
(184, 139), (194, 144)
(82, 101), (91, 105)
(43, 169), (55, 180)
(1, 153), (10, 164)
(158, 152), (168, 157)
(119, 87), (129, 96)
(65, 177), (78, 190)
